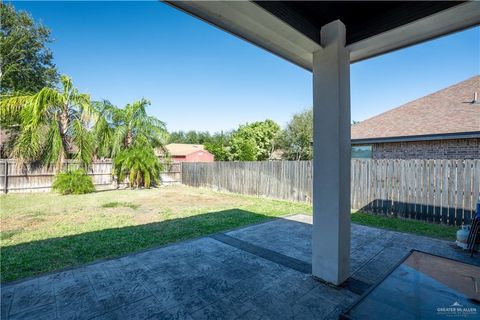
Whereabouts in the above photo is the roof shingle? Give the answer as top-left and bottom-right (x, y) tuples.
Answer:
(351, 76), (480, 141)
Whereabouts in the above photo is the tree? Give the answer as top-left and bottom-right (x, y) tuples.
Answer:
(93, 99), (168, 188)
(229, 119), (280, 161)
(107, 99), (168, 157)
(113, 145), (162, 188)
(0, 75), (93, 169)
(204, 142), (229, 161)
(0, 3), (58, 94)
(280, 109), (313, 160)
(229, 137), (257, 161)
(168, 130), (214, 144)
(167, 131), (187, 143)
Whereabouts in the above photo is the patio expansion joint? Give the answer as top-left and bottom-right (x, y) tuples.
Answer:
(209, 233), (312, 274)
(350, 242), (387, 277)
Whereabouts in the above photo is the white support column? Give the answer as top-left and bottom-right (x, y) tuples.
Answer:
(312, 20), (351, 285)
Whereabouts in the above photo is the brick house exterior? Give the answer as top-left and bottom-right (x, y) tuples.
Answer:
(352, 76), (480, 160)
(371, 138), (480, 159)
(157, 144), (214, 163)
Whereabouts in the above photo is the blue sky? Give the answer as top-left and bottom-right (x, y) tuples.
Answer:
(12, 1), (480, 133)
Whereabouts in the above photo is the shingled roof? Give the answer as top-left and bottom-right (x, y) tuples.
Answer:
(351, 76), (480, 143)
(160, 143), (206, 157)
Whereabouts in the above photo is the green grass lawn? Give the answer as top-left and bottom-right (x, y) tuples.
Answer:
(0, 185), (311, 282)
(1, 185), (458, 283)
(351, 211), (457, 241)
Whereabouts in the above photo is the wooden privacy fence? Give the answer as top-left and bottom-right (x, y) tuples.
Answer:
(0, 159), (181, 193)
(182, 159), (480, 226)
(351, 159), (480, 226)
(183, 161), (313, 203)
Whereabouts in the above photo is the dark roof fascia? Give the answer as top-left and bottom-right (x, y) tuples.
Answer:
(351, 131), (480, 145)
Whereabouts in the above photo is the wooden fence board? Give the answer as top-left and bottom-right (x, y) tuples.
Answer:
(182, 159), (480, 226)
(431, 159), (436, 222)
(464, 160), (472, 223)
(441, 160), (449, 224)
(448, 161), (456, 225)
(473, 160), (480, 220)
(456, 160), (464, 225)
(434, 159), (440, 222)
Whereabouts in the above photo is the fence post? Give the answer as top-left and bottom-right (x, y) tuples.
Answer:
(180, 162), (183, 184)
(4, 161), (8, 194)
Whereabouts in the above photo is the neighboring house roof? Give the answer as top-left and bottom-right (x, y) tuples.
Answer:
(351, 76), (480, 144)
(158, 143), (207, 157)
(270, 149), (284, 160)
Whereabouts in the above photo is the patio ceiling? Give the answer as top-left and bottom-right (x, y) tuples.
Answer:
(166, 1), (480, 70)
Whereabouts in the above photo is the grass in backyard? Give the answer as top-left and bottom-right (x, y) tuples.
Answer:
(351, 211), (457, 241)
(0, 185), (311, 282)
(101, 201), (140, 209)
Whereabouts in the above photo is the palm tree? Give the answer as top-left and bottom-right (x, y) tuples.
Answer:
(91, 99), (116, 159)
(91, 99), (168, 188)
(0, 75), (94, 169)
(113, 146), (162, 188)
(109, 98), (168, 157)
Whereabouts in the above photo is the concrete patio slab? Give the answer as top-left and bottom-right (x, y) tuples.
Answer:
(2, 214), (478, 320)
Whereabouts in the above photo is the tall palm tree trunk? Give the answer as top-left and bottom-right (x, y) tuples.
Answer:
(125, 129), (133, 148)
(58, 108), (70, 164)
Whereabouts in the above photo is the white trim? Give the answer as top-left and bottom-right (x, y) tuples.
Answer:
(167, 1), (480, 70)
(348, 2), (480, 62)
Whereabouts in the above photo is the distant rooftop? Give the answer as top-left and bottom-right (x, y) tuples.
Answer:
(351, 76), (480, 143)
(160, 143), (206, 157)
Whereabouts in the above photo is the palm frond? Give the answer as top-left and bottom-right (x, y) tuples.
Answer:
(74, 93), (92, 123)
(0, 94), (32, 119)
(42, 118), (63, 168)
(111, 125), (127, 157)
(71, 118), (94, 166)
(60, 75), (73, 96)
(29, 87), (63, 127)
(12, 126), (43, 163)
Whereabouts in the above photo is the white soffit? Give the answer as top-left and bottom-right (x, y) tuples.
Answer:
(348, 1), (480, 62)
(167, 1), (480, 71)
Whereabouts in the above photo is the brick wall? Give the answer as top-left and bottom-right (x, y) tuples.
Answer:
(372, 138), (480, 159)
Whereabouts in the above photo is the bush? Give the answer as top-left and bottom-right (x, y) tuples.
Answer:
(52, 169), (95, 195)
(113, 146), (162, 188)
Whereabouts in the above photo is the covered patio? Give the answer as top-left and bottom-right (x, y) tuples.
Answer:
(166, 0), (480, 285)
(2, 1), (479, 319)
(2, 214), (478, 319)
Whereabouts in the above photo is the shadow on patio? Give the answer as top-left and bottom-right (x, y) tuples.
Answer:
(1, 213), (479, 320)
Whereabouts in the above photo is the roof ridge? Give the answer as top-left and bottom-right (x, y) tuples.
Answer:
(351, 75), (480, 140)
